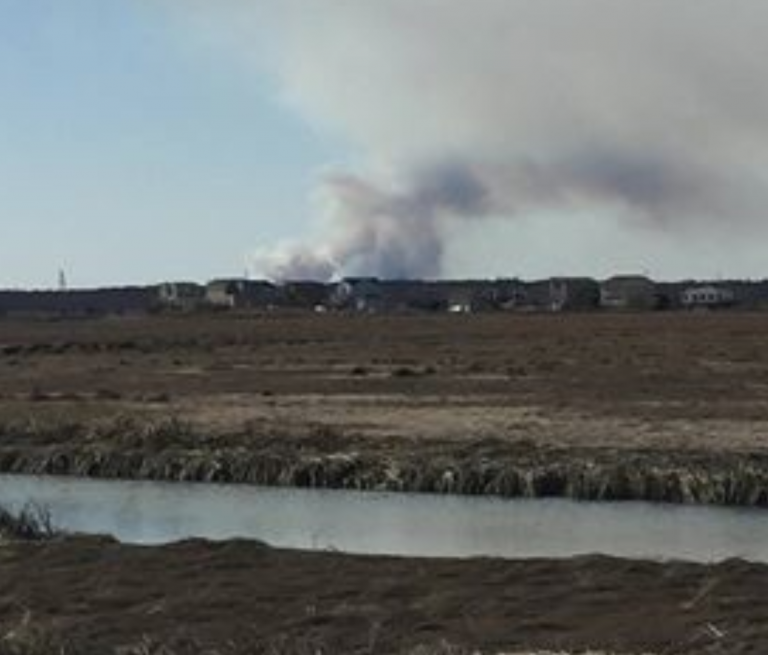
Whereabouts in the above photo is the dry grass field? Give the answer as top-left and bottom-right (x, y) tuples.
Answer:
(1, 311), (768, 453)
(0, 535), (762, 654)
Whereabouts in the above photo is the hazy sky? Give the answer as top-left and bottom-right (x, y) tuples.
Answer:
(2, 1), (768, 288)
(0, 1), (341, 288)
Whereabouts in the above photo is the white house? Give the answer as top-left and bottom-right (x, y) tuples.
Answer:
(681, 285), (734, 309)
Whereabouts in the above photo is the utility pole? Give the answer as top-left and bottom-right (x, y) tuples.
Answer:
(58, 269), (67, 292)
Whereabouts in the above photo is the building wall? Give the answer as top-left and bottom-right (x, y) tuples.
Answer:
(682, 286), (735, 308)
(600, 276), (658, 310)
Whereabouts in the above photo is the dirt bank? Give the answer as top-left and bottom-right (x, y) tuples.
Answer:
(0, 536), (765, 654)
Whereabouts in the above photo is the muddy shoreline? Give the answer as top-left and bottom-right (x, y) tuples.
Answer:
(2, 424), (768, 507)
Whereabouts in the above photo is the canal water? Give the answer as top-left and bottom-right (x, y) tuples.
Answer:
(2, 474), (767, 562)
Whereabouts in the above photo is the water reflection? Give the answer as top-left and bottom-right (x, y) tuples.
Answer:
(1, 474), (767, 562)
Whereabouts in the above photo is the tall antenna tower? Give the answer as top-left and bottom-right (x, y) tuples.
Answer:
(58, 269), (67, 292)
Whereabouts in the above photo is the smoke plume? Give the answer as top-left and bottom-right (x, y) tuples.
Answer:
(179, 1), (768, 280)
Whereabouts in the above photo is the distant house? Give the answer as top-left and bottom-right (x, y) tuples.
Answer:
(332, 279), (440, 313)
(157, 282), (206, 311)
(427, 279), (527, 313)
(710, 280), (768, 310)
(600, 275), (658, 310)
(491, 279), (528, 310)
(509, 278), (597, 312)
(439, 281), (498, 313)
(329, 278), (528, 314)
(681, 285), (735, 309)
(404, 279), (525, 313)
(205, 279), (278, 309)
(279, 281), (331, 309)
(514, 280), (551, 311)
(548, 277), (600, 312)
(331, 277), (383, 312)
(444, 284), (479, 313)
(205, 280), (237, 307)
(654, 281), (689, 310)
(382, 280), (445, 312)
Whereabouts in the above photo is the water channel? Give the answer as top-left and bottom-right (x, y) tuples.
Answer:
(2, 473), (768, 562)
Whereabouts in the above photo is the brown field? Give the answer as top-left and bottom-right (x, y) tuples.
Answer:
(2, 311), (768, 452)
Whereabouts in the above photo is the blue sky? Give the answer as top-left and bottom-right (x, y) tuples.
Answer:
(0, 1), (341, 288)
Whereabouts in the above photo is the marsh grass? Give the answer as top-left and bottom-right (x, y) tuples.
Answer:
(3, 412), (767, 506)
(0, 612), (72, 655)
(0, 504), (57, 542)
(0, 620), (658, 655)
(113, 638), (653, 655)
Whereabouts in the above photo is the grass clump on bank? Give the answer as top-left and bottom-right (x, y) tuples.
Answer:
(0, 504), (57, 542)
(5, 413), (768, 508)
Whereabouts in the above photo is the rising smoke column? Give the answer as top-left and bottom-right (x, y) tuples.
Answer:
(176, 1), (768, 280)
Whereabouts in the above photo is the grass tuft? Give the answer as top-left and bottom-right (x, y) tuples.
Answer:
(0, 612), (72, 655)
(0, 504), (58, 542)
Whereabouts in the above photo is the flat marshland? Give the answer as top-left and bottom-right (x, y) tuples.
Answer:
(2, 312), (768, 502)
(2, 311), (768, 652)
(3, 311), (768, 449)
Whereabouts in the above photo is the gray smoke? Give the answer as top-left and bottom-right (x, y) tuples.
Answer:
(171, 1), (768, 280)
(319, 165), (490, 279)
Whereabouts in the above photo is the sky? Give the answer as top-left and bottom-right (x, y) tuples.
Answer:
(0, 1), (341, 288)
(2, 1), (768, 288)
